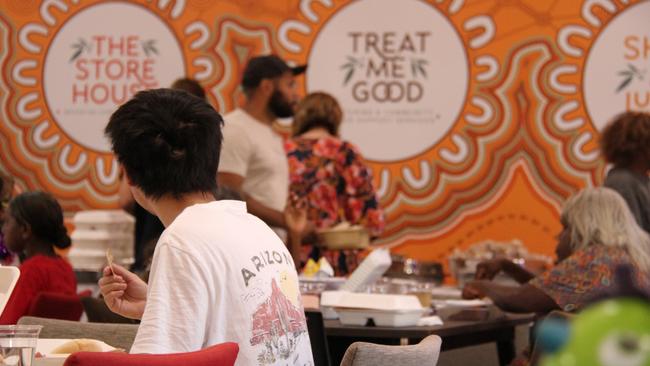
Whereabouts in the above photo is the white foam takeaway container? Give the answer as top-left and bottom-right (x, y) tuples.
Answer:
(340, 248), (392, 292)
(320, 291), (426, 326)
(320, 291), (423, 311)
(69, 210), (135, 271)
(336, 308), (427, 327)
(73, 210), (135, 233)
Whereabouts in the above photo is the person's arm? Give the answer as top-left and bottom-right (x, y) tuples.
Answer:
(475, 258), (536, 284)
(218, 172), (286, 228)
(98, 263), (148, 319)
(463, 280), (560, 313)
(285, 203), (309, 270)
(502, 260), (536, 283)
(526, 246), (609, 312)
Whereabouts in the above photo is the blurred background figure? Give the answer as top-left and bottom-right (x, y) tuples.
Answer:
(0, 191), (76, 324)
(218, 55), (309, 246)
(171, 78), (207, 100)
(463, 187), (650, 314)
(0, 172), (15, 265)
(537, 266), (650, 366)
(600, 111), (650, 235)
(285, 92), (385, 273)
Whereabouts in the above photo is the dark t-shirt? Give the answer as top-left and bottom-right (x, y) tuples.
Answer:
(604, 167), (650, 234)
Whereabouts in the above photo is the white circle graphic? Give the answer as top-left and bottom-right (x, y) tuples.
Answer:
(306, 0), (469, 161)
(43, 2), (185, 152)
(583, 1), (650, 130)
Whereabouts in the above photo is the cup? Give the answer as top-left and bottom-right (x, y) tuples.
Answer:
(0, 325), (42, 366)
(408, 282), (434, 308)
(299, 282), (327, 295)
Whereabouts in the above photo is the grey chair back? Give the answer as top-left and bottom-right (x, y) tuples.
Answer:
(18, 316), (139, 351)
(340, 335), (442, 366)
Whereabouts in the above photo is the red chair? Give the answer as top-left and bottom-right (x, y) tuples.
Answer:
(77, 289), (93, 298)
(27, 292), (84, 321)
(63, 342), (239, 366)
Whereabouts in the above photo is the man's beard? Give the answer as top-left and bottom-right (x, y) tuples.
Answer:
(268, 89), (294, 118)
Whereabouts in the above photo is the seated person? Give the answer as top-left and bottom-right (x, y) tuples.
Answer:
(0, 172), (15, 264)
(0, 191), (76, 324)
(285, 92), (385, 272)
(462, 187), (650, 313)
(600, 111), (650, 234)
(99, 89), (313, 364)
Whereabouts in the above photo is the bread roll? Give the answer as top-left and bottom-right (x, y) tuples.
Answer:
(51, 339), (104, 354)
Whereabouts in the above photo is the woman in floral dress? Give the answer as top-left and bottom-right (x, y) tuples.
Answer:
(285, 92), (385, 273)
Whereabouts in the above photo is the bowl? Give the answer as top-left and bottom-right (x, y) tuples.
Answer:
(316, 226), (369, 250)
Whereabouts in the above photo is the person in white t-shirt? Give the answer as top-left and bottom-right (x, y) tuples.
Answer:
(218, 55), (313, 256)
(99, 89), (313, 365)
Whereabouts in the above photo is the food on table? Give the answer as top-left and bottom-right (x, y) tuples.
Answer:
(51, 339), (104, 354)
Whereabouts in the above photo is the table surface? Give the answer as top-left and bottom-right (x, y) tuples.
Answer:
(324, 308), (536, 339)
(323, 307), (536, 366)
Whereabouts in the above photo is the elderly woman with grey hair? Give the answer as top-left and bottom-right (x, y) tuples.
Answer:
(462, 187), (650, 313)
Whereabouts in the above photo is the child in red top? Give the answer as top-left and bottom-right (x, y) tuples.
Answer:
(0, 191), (76, 324)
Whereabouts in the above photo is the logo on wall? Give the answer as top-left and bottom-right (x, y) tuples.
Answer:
(582, 1), (650, 129)
(278, 0), (505, 246)
(43, 2), (185, 153)
(1, 0), (217, 208)
(1, 0), (617, 260)
(545, 0), (649, 169)
(306, 0), (468, 162)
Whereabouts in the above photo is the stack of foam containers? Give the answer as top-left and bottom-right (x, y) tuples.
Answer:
(68, 210), (135, 271)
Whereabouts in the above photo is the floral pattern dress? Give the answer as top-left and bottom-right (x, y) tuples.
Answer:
(529, 245), (650, 312)
(285, 136), (385, 272)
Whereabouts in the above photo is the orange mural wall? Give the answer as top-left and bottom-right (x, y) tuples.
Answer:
(1, 0), (647, 267)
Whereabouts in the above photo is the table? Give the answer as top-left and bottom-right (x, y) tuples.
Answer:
(324, 308), (536, 366)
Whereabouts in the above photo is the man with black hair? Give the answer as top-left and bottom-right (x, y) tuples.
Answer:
(99, 89), (313, 365)
(119, 77), (205, 273)
(218, 55), (310, 241)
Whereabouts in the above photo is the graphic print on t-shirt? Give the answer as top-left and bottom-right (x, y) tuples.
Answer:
(239, 246), (311, 365)
(249, 276), (308, 364)
(250, 273), (307, 365)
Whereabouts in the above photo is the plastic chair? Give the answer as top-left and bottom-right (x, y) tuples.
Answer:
(340, 335), (442, 366)
(77, 289), (93, 298)
(63, 342), (239, 366)
(27, 292), (84, 321)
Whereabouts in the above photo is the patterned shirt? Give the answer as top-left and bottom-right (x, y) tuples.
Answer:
(529, 245), (650, 312)
(285, 136), (385, 237)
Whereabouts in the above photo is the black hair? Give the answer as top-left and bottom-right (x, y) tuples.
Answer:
(9, 191), (71, 249)
(171, 78), (206, 100)
(105, 89), (223, 200)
